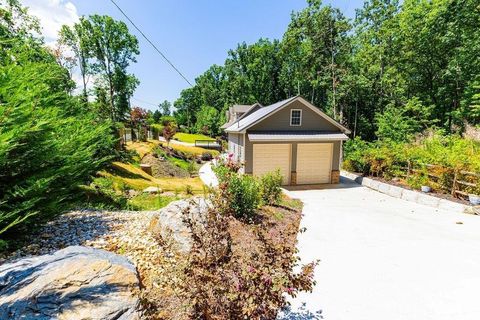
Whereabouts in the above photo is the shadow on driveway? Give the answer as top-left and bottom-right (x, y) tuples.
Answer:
(277, 303), (323, 319)
(283, 176), (361, 191)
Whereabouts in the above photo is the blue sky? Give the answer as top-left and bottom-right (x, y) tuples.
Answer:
(25, 0), (363, 111)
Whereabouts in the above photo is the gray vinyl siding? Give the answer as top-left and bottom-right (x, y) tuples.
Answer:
(244, 100), (342, 174)
(244, 136), (341, 174)
(249, 100), (339, 132)
(227, 133), (244, 162)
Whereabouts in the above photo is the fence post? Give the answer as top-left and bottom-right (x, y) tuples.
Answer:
(451, 169), (458, 197)
(407, 160), (411, 179)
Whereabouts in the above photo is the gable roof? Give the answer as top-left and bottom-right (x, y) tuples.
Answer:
(235, 102), (262, 122)
(231, 104), (252, 113)
(221, 103), (262, 129)
(225, 96), (351, 134)
(225, 96), (297, 132)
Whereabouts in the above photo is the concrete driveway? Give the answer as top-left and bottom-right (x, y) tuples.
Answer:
(282, 177), (480, 320)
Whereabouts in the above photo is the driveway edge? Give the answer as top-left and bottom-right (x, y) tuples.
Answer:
(199, 161), (218, 187)
(341, 171), (478, 215)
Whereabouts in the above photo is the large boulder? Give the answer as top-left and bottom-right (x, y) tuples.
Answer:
(149, 197), (209, 253)
(0, 246), (140, 320)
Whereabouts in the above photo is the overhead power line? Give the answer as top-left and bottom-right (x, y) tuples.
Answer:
(131, 96), (158, 107)
(108, 0), (193, 87)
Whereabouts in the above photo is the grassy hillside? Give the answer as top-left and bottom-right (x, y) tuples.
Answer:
(173, 132), (215, 144)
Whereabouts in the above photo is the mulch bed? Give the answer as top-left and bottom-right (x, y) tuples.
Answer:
(229, 205), (301, 266)
(142, 153), (190, 178)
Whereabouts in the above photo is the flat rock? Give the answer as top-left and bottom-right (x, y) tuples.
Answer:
(416, 193), (440, 208)
(438, 199), (468, 214)
(0, 246), (140, 320)
(143, 186), (162, 194)
(386, 185), (404, 198)
(377, 182), (391, 195)
(401, 189), (419, 202)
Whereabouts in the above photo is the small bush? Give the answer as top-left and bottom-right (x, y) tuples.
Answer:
(213, 158), (260, 221)
(186, 161), (197, 176)
(80, 180), (128, 210)
(226, 174), (261, 220)
(153, 146), (167, 158)
(201, 152), (213, 161)
(406, 173), (429, 189)
(185, 184), (194, 195)
(260, 170), (283, 205)
(150, 123), (163, 139)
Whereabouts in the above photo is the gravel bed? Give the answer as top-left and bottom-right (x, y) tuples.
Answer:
(1, 209), (191, 317)
(2, 210), (149, 260)
(1, 209), (183, 289)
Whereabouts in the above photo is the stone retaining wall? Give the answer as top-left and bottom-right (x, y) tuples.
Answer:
(341, 171), (479, 215)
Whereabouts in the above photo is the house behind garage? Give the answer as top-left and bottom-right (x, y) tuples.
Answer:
(223, 96), (350, 185)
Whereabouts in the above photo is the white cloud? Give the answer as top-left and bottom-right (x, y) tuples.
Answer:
(22, 1), (91, 93)
(22, 0), (79, 45)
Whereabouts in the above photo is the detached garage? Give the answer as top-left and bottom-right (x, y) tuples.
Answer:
(224, 96), (350, 185)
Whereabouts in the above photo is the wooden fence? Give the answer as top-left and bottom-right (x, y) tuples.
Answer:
(396, 162), (479, 199)
(194, 139), (222, 150)
(118, 127), (158, 146)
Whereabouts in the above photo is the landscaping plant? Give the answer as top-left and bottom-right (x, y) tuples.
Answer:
(343, 131), (480, 197)
(260, 169), (283, 205)
(162, 122), (177, 147)
(0, 57), (114, 241)
(213, 156), (261, 220)
(175, 187), (316, 319)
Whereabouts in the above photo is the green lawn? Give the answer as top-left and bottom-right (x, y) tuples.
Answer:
(174, 132), (215, 144)
(128, 194), (179, 210)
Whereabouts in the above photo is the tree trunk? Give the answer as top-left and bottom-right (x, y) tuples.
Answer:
(331, 21), (337, 120)
(79, 53), (88, 106)
(106, 61), (115, 122)
(353, 100), (358, 138)
(109, 82), (115, 122)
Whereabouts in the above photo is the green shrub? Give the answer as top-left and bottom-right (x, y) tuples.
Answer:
(160, 116), (176, 127)
(185, 184), (194, 195)
(406, 174), (429, 189)
(79, 181), (128, 210)
(260, 170), (283, 205)
(0, 61), (114, 236)
(153, 146), (168, 158)
(212, 156), (242, 182)
(150, 123), (164, 137)
(343, 131), (480, 193)
(186, 161), (197, 176)
(201, 152), (213, 161)
(213, 158), (260, 221)
(225, 174), (261, 221)
(343, 137), (372, 173)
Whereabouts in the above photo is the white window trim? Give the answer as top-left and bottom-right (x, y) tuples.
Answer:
(290, 109), (302, 126)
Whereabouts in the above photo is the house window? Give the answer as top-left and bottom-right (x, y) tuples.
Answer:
(290, 109), (302, 126)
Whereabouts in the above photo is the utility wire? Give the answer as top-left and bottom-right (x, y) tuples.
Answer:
(108, 0), (193, 87)
(131, 96), (158, 107)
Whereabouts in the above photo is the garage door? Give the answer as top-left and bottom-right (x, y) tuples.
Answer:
(297, 143), (333, 184)
(253, 144), (290, 185)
